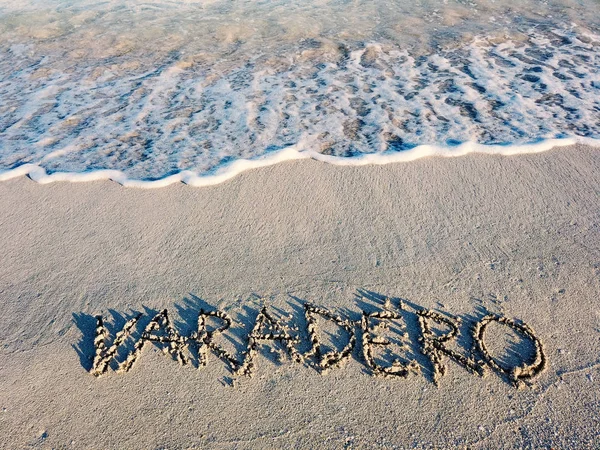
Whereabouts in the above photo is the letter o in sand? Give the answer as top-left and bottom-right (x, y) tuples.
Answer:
(474, 314), (546, 386)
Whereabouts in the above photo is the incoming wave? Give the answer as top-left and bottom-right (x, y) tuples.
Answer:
(0, 1), (599, 186)
(1, 137), (599, 188)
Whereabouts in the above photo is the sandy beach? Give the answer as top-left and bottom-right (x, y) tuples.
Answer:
(0, 145), (599, 448)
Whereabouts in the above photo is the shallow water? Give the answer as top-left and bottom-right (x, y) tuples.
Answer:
(0, 0), (599, 184)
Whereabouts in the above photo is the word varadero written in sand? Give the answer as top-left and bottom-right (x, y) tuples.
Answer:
(89, 299), (546, 388)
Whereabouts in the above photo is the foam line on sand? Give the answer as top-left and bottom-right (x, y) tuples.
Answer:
(1, 136), (599, 188)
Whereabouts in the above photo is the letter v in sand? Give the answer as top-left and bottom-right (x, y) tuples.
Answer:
(91, 313), (142, 377)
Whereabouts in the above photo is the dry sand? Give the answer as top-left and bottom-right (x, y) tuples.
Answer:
(0, 145), (599, 449)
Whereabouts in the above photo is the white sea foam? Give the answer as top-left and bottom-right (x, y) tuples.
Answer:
(0, 0), (599, 187)
(1, 137), (599, 188)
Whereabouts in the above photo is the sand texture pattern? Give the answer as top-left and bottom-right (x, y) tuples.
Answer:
(0, 145), (599, 448)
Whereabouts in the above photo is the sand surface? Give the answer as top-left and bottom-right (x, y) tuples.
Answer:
(0, 145), (599, 449)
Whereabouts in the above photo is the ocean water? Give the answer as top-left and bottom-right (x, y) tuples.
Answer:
(0, 0), (599, 186)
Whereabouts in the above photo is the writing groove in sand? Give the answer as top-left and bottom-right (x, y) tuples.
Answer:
(79, 292), (546, 388)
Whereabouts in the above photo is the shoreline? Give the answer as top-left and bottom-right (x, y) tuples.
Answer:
(1, 137), (599, 188)
(1, 145), (599, 448)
